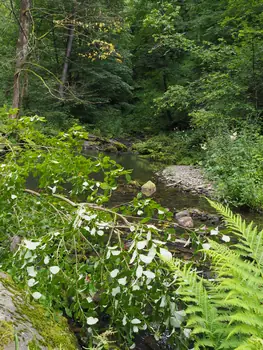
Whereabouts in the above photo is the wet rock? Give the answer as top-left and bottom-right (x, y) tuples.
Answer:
(175, 210), (190, 220)
(177, 216), (194, 228)
(141, 181), (156, 197)
(189, 209), (220, 225)
(0, 273), (77, 349)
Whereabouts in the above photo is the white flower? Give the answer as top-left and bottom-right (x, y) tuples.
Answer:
(136, 265), (143, 278)
(137, 210), (143, 216)
(28, 278), (37, 287)
(24, 240), (41, 251)
(111, 250), (121, 256)
(143, 271), (155, 279)
(83, 181), (89, 187)
(140, 254), (153, 264)
(87, 297), (93, 303)
(130, 226), (136, 232)
(132, 285), (140, 291)
(152, 239), (166, 245)
(111, 286), (121, 296)
(137, 240), (147, 250)
(210, 227), (219, 236)
(44, 256), (50, 265)
(131, 318), (141, 324)
(27, 266), (37, 277)
(133, 326), (139, 333)
(32, 292), (42, 300)
(97, 230), (104, 236)
(202, 243), (211, 250)
(90, 228), (96, 236)
(24, 251), (32, 260)
(230, 132), (237, 141)
(118, 277), (127, 285)
(122, 315), (127, 326)
(158, 210), (164, 215)
(11, 194), (17, 199)
(49, 266), (60, 275)
(129, 250), (137, 264)
(222, 235), (230, 242)
(183, 328), (191, 338)
(110, 269), (119, 278)
(159, 248), (172, 261)
(86, 317), (99, 325)
(49, 186), (57, 194)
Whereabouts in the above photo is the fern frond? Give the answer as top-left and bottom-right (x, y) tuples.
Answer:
(236, 337), (263, 350)
(207, 199), (263, 267)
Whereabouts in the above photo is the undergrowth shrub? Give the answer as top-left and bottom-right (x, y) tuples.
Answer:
(204, 129), (263, 208)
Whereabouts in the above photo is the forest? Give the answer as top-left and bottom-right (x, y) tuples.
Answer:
(1, 0), (263, 349)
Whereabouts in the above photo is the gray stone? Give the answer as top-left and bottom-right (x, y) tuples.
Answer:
(177, 216), (194, 228)
(175, 210), (190, 220)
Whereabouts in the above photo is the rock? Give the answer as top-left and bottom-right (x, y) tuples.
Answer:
(141, 181), (156, 197)
(175, 210), (190, 220)
(10, 235), (21, 252)
(188, 208), (220, 224)
(177, 216), (194, 228)
(0, 273), (77, 350)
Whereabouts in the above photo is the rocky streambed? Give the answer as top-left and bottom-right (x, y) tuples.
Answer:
(159, 165), (214, 196)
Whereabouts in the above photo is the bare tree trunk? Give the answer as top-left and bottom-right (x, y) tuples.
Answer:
(10, 0), (31, 119)
(59, 23), (75, 100)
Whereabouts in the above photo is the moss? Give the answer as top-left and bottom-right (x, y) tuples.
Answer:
(104, 145), (118, 153)
(0, 320), (14, 350)
(18, 303), (77, 350)
(0, 275), (78, 350)
(113, 141), (127, 151)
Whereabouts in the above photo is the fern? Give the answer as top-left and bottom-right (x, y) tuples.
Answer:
(166, 200), (263, 349)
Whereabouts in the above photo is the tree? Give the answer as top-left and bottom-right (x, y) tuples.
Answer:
(10, 0), (31, 119)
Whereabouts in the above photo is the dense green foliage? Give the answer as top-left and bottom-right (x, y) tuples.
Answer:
(1, 112), (263, 349)
(2, 1), (263, 348)
(0, 112), (187, 348)
(2, 0), (263, 206)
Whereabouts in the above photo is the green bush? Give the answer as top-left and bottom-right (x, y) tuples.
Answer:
(204, 128), (263, 208)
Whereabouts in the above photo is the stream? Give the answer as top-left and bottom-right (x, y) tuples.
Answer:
(86, 150), (263, 227)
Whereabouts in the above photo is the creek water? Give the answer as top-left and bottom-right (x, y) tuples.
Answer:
(86, 150), (263, 227)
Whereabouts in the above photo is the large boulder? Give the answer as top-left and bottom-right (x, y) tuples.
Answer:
(0, 273), (78, 350)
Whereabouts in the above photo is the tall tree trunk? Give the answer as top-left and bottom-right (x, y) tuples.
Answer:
(10, 0), (31, 119)
(59, 23), (75, 99)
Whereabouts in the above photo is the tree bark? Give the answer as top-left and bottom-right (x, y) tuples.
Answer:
(10, 0), (31, 119)
(59, 23), (75, 99)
